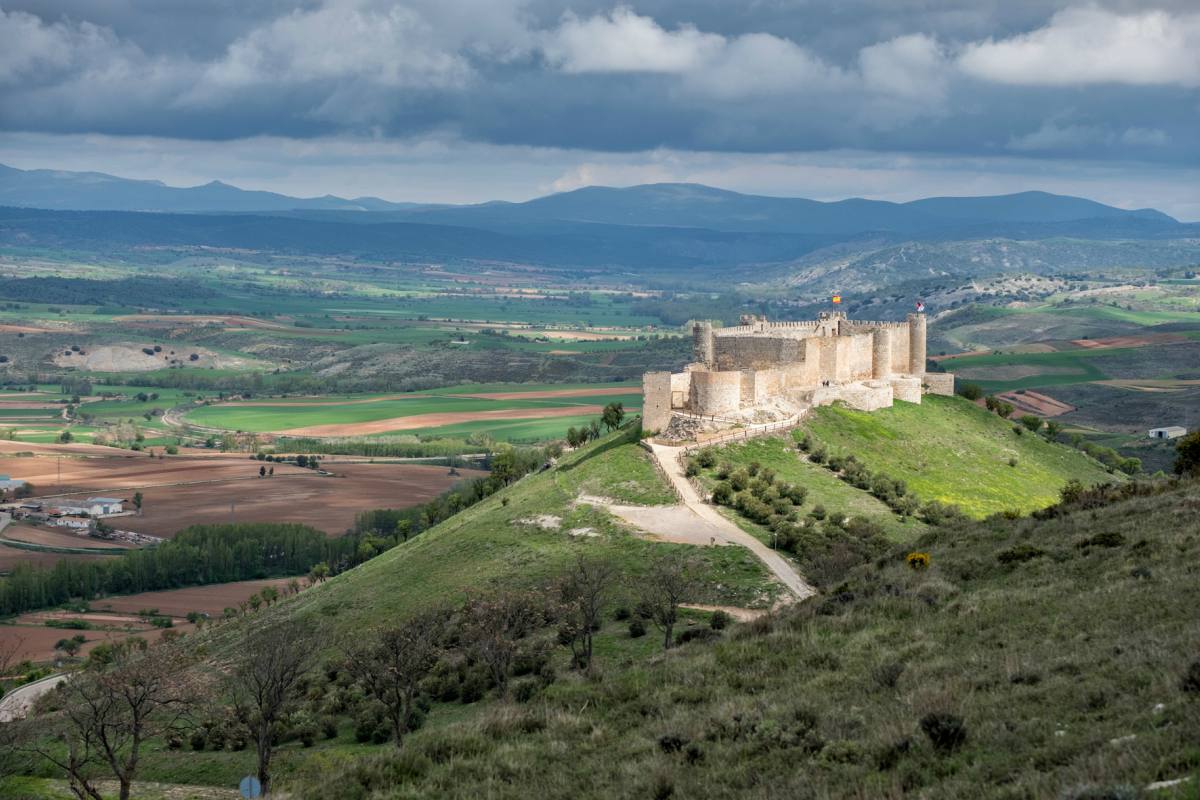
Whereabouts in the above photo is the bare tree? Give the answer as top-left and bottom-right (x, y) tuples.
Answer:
(228, 620), (316, 797)
(7, 639), (200, 800)
(640, 553), (698, 650)
(345, 609), (446, 747)
(462, 592), (542, 698)
(557, 556), (615, 671)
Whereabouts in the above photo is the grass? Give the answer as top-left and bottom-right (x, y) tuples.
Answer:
(136, 477), (1200, 800)
(235, 426), (780, 640)
(699, 436), (923, 541)
(801, 395), (1118, 516)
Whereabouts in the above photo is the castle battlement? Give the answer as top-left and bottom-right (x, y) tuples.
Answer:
(642, 312), (952, 434)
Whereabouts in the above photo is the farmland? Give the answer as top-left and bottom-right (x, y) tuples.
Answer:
(0, 577), (299, 662)
(183, 382), (641, 439)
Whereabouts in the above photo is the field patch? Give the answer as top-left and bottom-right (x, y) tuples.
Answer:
(278, 405), (604, 437)
(995, 390), (1076, 417)
(803, 395), (1117, 517)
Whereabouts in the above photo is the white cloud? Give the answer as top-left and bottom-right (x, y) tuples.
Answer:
(184, 0), (472, 109)
(958, 6), (1200, 87)
(859, 33), (948, 99)
(543, 7), (724, 74)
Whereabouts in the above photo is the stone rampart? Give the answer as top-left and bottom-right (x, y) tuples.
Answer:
(642, 371), (672, 433)
(689, 370), (742, 416)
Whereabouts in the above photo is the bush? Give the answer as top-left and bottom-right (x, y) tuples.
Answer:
(872, 662), (905, 689)
(1077, 531), (1125, 548)
(956, 382), (983, 401)
(628, 619), (647, 638)
(189, 730), (207, 751)
(997, 544), (1046, 565)
(919, 712), (967, 753)
(729, 469), (750, 492)
(1180, 660), (1200, 694)
(676, 627), (721, 645)
(613, 606), (631, 622)
(709, 610), (731, 630)
(695, 449), (716, 468)
(711, 482), (734, 506)
(809, 505), (826, 521)
(1019, 415), (1043, 433)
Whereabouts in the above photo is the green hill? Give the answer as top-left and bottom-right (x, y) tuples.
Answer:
(273, 426), (783, 635)
(291, 478), (1200, 798)
(801, 395), (1118, 516)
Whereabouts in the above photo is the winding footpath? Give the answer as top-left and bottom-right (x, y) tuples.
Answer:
(646, 442), (816, 600)
(0, 673), (67, 723)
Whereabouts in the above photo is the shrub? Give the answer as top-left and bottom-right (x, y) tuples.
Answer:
(872, 662), (905, 689)
(613, 606), (631, 621)
(715, 462), (732, 479)
(1077, 531), (1125, 548)
(729, 469), (750, 492)
(1019, 414), (1043, 432)
(676, 627), (721, 645)
(628, 619), (647, 638)
(905, 552), (930, 570)
(189, 730), (207, 751)
(956, 382), (983, 401)
(685, 459), (700, 477)
(997, 544), (1046, 564)
(696, 449), (716, 468)
(1180, 659), (1200, 694)
(919, 712), (967, 753)
(709, 610), (731, 630)
(809, 505), (827, 521)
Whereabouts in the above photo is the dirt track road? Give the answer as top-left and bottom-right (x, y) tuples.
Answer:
(580, 442), (816, 601)
(0, 673), (66, 722)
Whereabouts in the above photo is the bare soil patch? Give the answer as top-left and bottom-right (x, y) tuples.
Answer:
(114, 463), (485, 538)
(996, 390), (1076, 418)
(93, 577), (297, 617)
(53, 344), (258, 372)
(2, 453), (313, 496)
(452, 387), (634, 401)
(279, 405), (603, 437)
(3, 524), (135, 550)
(1072, 333), (1188, 350)
(0, 621), (185, 663)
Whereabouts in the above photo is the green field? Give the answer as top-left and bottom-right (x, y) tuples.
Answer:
(801, 395), (1118, 516)
(184, 383), (642, 440)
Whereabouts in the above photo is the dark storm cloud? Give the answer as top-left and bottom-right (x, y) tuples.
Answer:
(1, 0), (1197, 165)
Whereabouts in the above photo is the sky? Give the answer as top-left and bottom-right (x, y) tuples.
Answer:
(1, 0), (1198, 219)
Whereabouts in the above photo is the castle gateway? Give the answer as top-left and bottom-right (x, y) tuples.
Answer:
(642, 312), (954, 433)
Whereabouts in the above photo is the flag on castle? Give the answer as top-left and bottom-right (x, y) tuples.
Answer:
(831, 294), (842, 304)
(915, 300), (926, 313)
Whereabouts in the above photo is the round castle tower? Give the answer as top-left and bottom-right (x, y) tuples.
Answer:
(906, 312), (927, 375)
(692, 321), (714, 367)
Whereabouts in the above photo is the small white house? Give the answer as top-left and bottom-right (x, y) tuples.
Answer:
(86, 497), (124, 515)
(1149, 426), (1187, 440)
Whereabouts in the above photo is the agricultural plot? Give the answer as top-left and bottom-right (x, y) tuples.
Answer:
(0, 577), (297, 662)
(185, 383), (642, 440)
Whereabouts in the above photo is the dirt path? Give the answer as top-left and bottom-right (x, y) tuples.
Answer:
(0, 673), (66, 723)
(580, 443), (816, 601)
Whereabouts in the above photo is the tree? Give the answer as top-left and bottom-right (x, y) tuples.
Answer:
(556, 556), (615, 671)
(956, 382), (983, 401)
(601, 402), (625, 432)
(55, 636), (83, 659)
(24, 641), (200, 800)
(228, 620), (316, 797)
(308, 562), (329, 584)
(132, 492), (143, 516)
(996, 401), (1014, 419)
(1174, 430), (1200, 476)
(462, 592), (542, 698)
(1019, 415), (1043, 433)
(259, 465), (266, 478)
(260, 586), (279, 606)
(1043, 420), (1063, 441)
(640, 553), (697, 650)
(345, 609), (446, 747)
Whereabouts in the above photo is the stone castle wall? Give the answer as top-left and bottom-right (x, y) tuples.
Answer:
(644, 313), (948, 431)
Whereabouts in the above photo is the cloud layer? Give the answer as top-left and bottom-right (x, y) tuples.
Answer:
(0, 1), (1197, 213)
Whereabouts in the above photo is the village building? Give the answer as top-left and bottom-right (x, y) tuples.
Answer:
(643, 311), (954, 435)
(1148, 426), (1187, 440)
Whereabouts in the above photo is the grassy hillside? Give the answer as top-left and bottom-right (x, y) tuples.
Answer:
(803, 395), (1118, 516)
(258, 426), (782, 637)
(256, 477), (1200, 799)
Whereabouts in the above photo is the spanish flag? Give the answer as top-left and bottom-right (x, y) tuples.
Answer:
(831, 294), (842, 304)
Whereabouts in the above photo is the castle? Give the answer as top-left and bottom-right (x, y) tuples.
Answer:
(642, 312), (954, 434)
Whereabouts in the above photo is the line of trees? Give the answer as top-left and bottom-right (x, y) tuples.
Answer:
(564, 401), (625, 448)
(0, 523), (383, 616)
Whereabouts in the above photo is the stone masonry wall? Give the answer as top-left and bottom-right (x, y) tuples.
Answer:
(641, 371), (672, 433)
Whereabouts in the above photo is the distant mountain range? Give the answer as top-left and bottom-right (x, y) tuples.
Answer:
(0, 163), (1180, 237)
(2, 163), (1198, 287)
